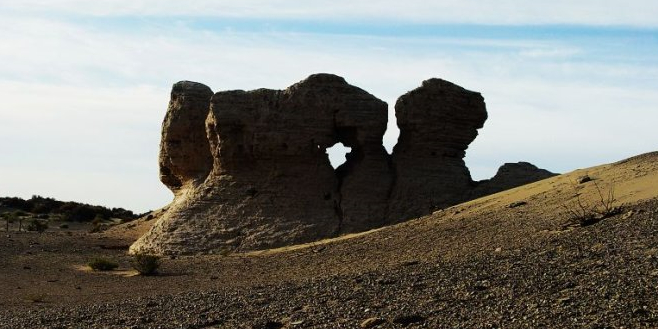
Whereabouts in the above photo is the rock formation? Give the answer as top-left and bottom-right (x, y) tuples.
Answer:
(471, 162), (556, 199)
(387, 79), (487, 221)
(159, 81), (214, 194)
(130, 74), (554, 255)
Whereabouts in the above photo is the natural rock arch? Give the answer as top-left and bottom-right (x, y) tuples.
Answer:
(130, 74), (554, 255)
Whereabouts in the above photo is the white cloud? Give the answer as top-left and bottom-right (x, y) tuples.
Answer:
(0, 14), (656, 210)
(4, 1), (658, 27)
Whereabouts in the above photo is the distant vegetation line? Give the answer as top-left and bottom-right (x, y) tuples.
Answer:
(0, 195), (146, 222)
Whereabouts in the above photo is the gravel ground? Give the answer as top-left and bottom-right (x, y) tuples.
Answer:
(1, 198), (657, 328)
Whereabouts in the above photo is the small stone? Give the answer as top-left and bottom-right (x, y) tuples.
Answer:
(556, 297), (572, 305)
(578, 175), (592, 184)
(633, 307), (649, 317)
(360, 317), (385, 328)
(508, 201), (527, 208)
(473, 281), (490, 291)
(622, 210), (635, 220)
(376, 278), (397, 285)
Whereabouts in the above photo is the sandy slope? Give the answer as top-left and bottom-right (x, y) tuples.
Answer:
(0, 152), (657, 328)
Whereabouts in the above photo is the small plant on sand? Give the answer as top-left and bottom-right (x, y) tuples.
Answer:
(563, 181), (622, 227)
(131, 253), (160, 275)
(88, 258), (119, 271)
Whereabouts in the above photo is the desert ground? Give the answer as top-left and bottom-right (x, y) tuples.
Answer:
(1, 152), (657, 328)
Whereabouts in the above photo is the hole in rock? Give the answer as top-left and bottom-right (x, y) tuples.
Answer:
(327, 142), (352, 169)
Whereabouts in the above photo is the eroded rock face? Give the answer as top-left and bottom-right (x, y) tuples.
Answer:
(131, 74), (552, 255)
(159, 81), (214, 194)
(388, 79), (487, 221)
(132, 74), (393, 254)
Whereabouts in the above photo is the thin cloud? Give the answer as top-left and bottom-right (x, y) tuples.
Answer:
(0, 11), (656, 211)
(4, 1), (658, 27)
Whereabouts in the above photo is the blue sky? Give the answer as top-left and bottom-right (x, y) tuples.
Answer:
(1, 1), (657, 212)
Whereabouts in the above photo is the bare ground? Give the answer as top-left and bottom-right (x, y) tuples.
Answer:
(1, 152), (657, 328)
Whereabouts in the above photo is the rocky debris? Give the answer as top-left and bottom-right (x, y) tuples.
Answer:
(131, 74), (553, 255)
(471, 162), (556, 199)
(4, 198), (658, 328)
(387, 78), (487, 220)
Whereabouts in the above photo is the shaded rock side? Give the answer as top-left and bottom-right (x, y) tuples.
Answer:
(131, 74), (392, 254)
(388, 78), (488, 220)
(471, 162), (557, 199)
(158, 81), (214, 195)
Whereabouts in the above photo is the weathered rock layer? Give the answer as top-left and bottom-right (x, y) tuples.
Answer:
(130, 74), (553, 255)
(388, 79), (487, 221)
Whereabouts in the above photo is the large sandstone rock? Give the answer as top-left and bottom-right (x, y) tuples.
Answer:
(387, 79), (487, 221)
(131, 74), (392, 254)
(131, 74), (553, 255)
(158, 81), (214, 194)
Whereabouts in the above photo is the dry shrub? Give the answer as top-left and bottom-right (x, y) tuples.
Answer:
(563, 181), (622, 227)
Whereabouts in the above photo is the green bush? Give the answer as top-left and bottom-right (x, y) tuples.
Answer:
(88, 258), (119, 271)
(131, 254), (160, 275)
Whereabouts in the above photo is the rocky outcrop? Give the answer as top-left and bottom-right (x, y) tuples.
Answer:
(387, 79), (487, 221)
(471, 162), (557, 199)
(130, 74), (553, 255)
(131, 74), (393, 254)
(158, 81), (214, 194)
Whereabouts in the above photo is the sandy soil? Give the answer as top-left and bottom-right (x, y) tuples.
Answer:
(0, 152), (657, 328)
